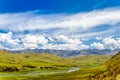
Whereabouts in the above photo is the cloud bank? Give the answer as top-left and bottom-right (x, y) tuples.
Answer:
(0, 32), (120, 51)
(0, 7), (120, 50)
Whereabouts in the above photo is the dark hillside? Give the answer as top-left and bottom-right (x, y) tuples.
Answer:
(88, 52), (120, 80)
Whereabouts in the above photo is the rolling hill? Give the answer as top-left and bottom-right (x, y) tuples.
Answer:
(88, 52), (120, 80)
(0, 50), (113, 80)
(0, 50), (112, 72)
(22, 51), (120, 80)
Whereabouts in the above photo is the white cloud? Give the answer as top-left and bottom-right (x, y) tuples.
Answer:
(22, 35), (48, 49)
(43, 35), (89, 50)
(0, 7), (120, 32)
(0, 32), (89, 50)
(57, 35), (82, 44)
(22, 35), (48, 45)
(23, 43), (38, 49)
(42, 43), (89, 50)
(103, 36), (120, 50)
(0, 32), (20, 46)
(71, 28), (115, 39)
(91, 42), (105, 50)
(1, 7), (120, 51)
(0, 32), (22, 50)
(0, 32), (14, 42)
(91, 36), (120, 50)
(1, 32), (120, 51)
(96, 37), (102, 40)
(0, 7), (120, 41)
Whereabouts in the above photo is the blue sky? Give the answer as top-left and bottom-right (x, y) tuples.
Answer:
(0, 0), (120, 13)
(0, 0), (120, 50)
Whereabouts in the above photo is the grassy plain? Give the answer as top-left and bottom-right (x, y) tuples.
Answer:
(0, 50), (113, 80)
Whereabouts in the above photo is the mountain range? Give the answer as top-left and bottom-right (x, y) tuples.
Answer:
(10, 49), (119, 57)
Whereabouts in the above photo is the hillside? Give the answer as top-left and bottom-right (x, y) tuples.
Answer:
(88, 52), (120, 80)
(22, 52), (119, 80)
(0, 50), (113, 80)
(0, 50), (111, 72)
(0, 50), (72, 72)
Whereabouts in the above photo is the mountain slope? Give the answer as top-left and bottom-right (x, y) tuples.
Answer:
(0, 50), (73, 72)
(88, 52), (120, 80)
(11, 49), (118, 57)
(0, 50), (113, 80)
(0, 50), (112, 72)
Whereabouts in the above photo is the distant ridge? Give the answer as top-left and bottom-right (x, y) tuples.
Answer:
(10, 49), (119, 57)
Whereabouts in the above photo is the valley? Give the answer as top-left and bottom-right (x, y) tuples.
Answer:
(0, 50), (114, 80)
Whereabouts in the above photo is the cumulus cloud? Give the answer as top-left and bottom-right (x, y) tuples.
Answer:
(22, 35), (48, 49)
(0, 32), (20, 46)
(45, 35), (89, 50)
(42, 43), (89, 50)
(57, 35), (82, 44)
(0, 32), (90, 50)
(22, 35), (48, 44)
(91, 42), (105, 50)
(1, 32), (120, 51)
(21, 34), (89, 50)
(23, 43), (38, 49)
(103, 36), (120, 50)
(91, 36), (120, 50)
(0, 32), (23, 50)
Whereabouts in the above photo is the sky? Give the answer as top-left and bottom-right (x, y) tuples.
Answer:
(0, 0), (120, 51)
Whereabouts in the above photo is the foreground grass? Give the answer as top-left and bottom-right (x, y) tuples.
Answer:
(0, 65), (106, 80)
(0, 50), (113, 80)
(88, 52), (120, 80)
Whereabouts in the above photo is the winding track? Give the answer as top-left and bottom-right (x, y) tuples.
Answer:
(0, 67), (80, 78)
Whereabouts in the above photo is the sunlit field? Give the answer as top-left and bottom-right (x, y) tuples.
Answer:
(0, 50), (113, 80)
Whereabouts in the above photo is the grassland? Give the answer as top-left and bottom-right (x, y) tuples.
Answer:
(0, 50), (113, 80)
(88, 52), (120, 80)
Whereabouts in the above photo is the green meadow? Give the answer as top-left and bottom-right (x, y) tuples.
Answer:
(0, 50), (116, 80)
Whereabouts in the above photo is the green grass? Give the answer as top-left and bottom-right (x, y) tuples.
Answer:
(88, 52), (120, 80)
(0, 65), (106, 80)
(0, 50), (113, 80)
